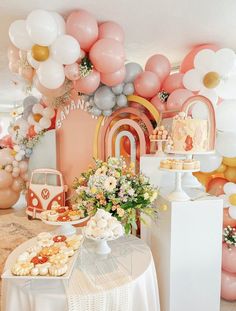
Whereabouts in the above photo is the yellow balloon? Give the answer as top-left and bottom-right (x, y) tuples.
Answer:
(33, 113), (42, 122)
(31, 45), (49, 62)
(224, 167), (236, 183)
(229, 194), (236, 206)
(203, 71), (220, 89)
(216, 164), (227, 173)
(223, 157), (236, 167)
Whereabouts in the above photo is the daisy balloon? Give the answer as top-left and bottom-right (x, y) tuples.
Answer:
(183, 48), (236, 105)
(27, 103), (55, 133)
(8, 118), (29, 143)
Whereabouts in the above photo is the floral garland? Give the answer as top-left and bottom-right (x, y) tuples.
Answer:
(223, 225), (236, 250)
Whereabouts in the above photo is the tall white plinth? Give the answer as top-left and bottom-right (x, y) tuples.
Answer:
(142, 194), (223, 311)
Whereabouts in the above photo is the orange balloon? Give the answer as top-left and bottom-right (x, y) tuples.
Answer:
(223, 157), (236, 167)
(0, 188), (20, 209)
(223, 208), (236, 228)
(225, 167), (236, 183)
(216, 164), (227, 173)
(206, 177), (228, 196)
(193, 172), (212, 187)
(28, 125), (37, 138)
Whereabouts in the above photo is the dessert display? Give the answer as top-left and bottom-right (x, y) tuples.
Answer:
(160, 158), (200, 171)
(40, 205), (85, 223)
(149, 125), (170, 141)
(10, 232), (83, 277)
(84, 209), (124, 240)
(166, 112), (209, 153)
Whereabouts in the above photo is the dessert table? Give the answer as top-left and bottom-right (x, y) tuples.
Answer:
(2, 235), (160, 311)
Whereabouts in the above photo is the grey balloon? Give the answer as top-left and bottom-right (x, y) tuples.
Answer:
(22, 105), (33, 120)
(124, 62), (143, 83)
(103, 109), (113, 117)
(94, 86), (116, 110)
(123, 83), (134, 96)
(111, 83), (124, 95)
(116, 94), (128, 107)
(23, 96), (38, 109)
(90, 106), (102, 117)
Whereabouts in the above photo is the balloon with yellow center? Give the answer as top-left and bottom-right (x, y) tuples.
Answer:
(31, 45), (50, 62)
(33, 113), (43, 122)
(229, 194), (236, 206)
(203, 71), (220, 89)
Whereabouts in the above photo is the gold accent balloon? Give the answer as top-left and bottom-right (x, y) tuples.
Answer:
(31, 45), (49, 62)
(203, 71), (220, 89)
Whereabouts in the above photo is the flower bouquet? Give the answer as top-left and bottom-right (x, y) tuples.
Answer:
(71, 157), (158, 234)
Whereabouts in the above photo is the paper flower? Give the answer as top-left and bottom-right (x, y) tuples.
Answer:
(183, 48), (236, 104)
(8, 118), (29, 143)
(28, 104), (55, 133)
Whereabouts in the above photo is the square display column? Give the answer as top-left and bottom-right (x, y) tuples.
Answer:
(141, 194), (223, 311)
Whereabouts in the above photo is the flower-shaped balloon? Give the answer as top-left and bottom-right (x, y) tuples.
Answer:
(183, 48), (236, 104)
(9, 9), (81, 89)
(8, 118), (29, 143)
(12, 145), (26, 162)
(28, 103), (55, 133)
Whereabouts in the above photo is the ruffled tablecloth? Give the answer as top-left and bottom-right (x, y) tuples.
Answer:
(2, 235), (160, 311)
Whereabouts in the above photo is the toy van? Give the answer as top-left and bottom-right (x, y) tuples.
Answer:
(26, 168), (67, 219)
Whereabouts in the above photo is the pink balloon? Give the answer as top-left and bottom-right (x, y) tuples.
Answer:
(7, 44), (20, 61)
(77, 49), (86, 64)
(64, 63), (80, 81)
(129, 101), (145, 112)
(134, 71), (161, 98)
(89, 38), (125, 74)
(162, 73), (184, 93)
(100, 66), (126, 87)
(0, 135), (13, 149)
(221, 270), (236, 301)
(151, 95), (166, 112)
(222, 243), (236, 273)
(98, 21), (124, 43)
(180, 44), (219, 73)
(0, 170), (13, 189)
(5, 165), (13, 173)
(66, 10), (98, 52)
(12, 177), (24, 192)
(0, 148), (14, 166)
(19, 66), (34, 81)
(145, 54), (171, 82)
(74, 70), (100, 94)
(21, 172), (29, 181)
(34, 76), (71, 97)
(223, 208), (236, 228)
(9, 60), (19, 73)
(18, 161), (28, 173)
(166, 89), (193, 111)
(0, 188), (20, 209)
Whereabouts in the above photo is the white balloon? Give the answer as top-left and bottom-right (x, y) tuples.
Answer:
(51, 12), (65, 36)
(194, 153), (222, 173)
(191, 101), (209, 119)
(183, 69), (202, 91)
(39, 117), (51, 129)
(50, 35), (80, 65)
(26, 9), (58, 46)
(215, 48), (236, 75)
(27, 50), (40, 69)
(228, 206), (236, 219)
(216, 100), (236, 132)
(43, 107), (55, 118)
(9, 20), (33, 50)
(37, 59), (65, 89)
(216, 131), (236, 157)
(223, 182), (236, 195)
(32, 103), (44, 114)
(194, 49), (216, 73)
(215, 75), (236, 99)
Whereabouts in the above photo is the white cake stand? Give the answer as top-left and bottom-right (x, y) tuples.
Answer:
(41, 217), (89, 236)
(85, 234), (122, 255)
(160, 168), (200, 201)
(150, 139), (168, 156)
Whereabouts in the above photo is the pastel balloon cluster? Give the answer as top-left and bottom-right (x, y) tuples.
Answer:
(0, 148), (28, 209)
(85, 62), (142, 117)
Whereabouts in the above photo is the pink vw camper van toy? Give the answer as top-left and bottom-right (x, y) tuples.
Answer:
(26, 168), (68, 219)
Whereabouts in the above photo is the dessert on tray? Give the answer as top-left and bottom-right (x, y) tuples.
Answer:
(149, 125), (170, 141)
(160, 158), (200, 171)
(11, 232), (83, 277)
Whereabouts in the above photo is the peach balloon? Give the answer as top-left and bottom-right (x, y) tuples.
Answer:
(9, 60), (20, 73)
(145, 54), (171, 82)
(221, 270), (236, 301)
(64, 63), (80, 81)
(0, 148), (14, 166)
(100, 66), (126, 87)
(166, 89), (193, 111)
(7, 44), (19, 60)
(223, 208), (236, 228)
(180, 44), (219, 73)
(90, 38), (125, 74)
(5, 165), (13, 173)
(0, 188), (20, 209)
(206, 177), (228, 196)
(98, 21), (125, 43)
(222, 243), (236, 273)
(34, 76), (70, 97)
(21, 172), (29, 181)
(225, 167), (236, 183)
(12, 177), (24, 192)
(77, 49), (86, 63)
(66, 10), (98, 51)
(223, 157), (236, 168)
(134, 71), (161, 98)
(18, 161), (28, 173)
(19, 66), (34, 81)
(75, 70), (100, 94)
(162, 73), (184, 93)
(0, 170), (13, 189)
(151, 95), (166, 112)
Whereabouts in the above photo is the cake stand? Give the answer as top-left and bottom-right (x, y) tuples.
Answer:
(41, 217), (89, 236)
(160, 168), (200, 201)
(84, 234), (123, 255)
(150, 139), (168, 156)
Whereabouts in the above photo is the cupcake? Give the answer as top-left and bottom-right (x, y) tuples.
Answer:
(160, 159), (171, 169)
(183, 160), (195, 170)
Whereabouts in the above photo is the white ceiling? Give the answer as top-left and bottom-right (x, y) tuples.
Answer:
(1, 0), (236, 107)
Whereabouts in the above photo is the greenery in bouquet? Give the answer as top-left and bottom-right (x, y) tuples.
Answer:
(223, 225), (236, 249)
(72, 157), (158, 234)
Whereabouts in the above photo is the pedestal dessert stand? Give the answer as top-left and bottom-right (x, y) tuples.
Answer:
(42, 217), (89, 236)
(160, 168), (200, 201)
(84, 234), (122, 255)
(150, 139), (168, 157)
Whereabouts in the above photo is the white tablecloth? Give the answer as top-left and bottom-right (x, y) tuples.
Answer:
(2, 235), (160, 311)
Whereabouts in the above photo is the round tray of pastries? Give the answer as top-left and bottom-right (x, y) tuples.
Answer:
(160, 158), (200, 172)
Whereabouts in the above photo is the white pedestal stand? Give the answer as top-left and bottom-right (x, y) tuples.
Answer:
(141, 193), (223, 311)
(182, 154), (203, 189)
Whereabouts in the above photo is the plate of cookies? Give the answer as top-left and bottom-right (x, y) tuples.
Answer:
(2, 232), (84, 280)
